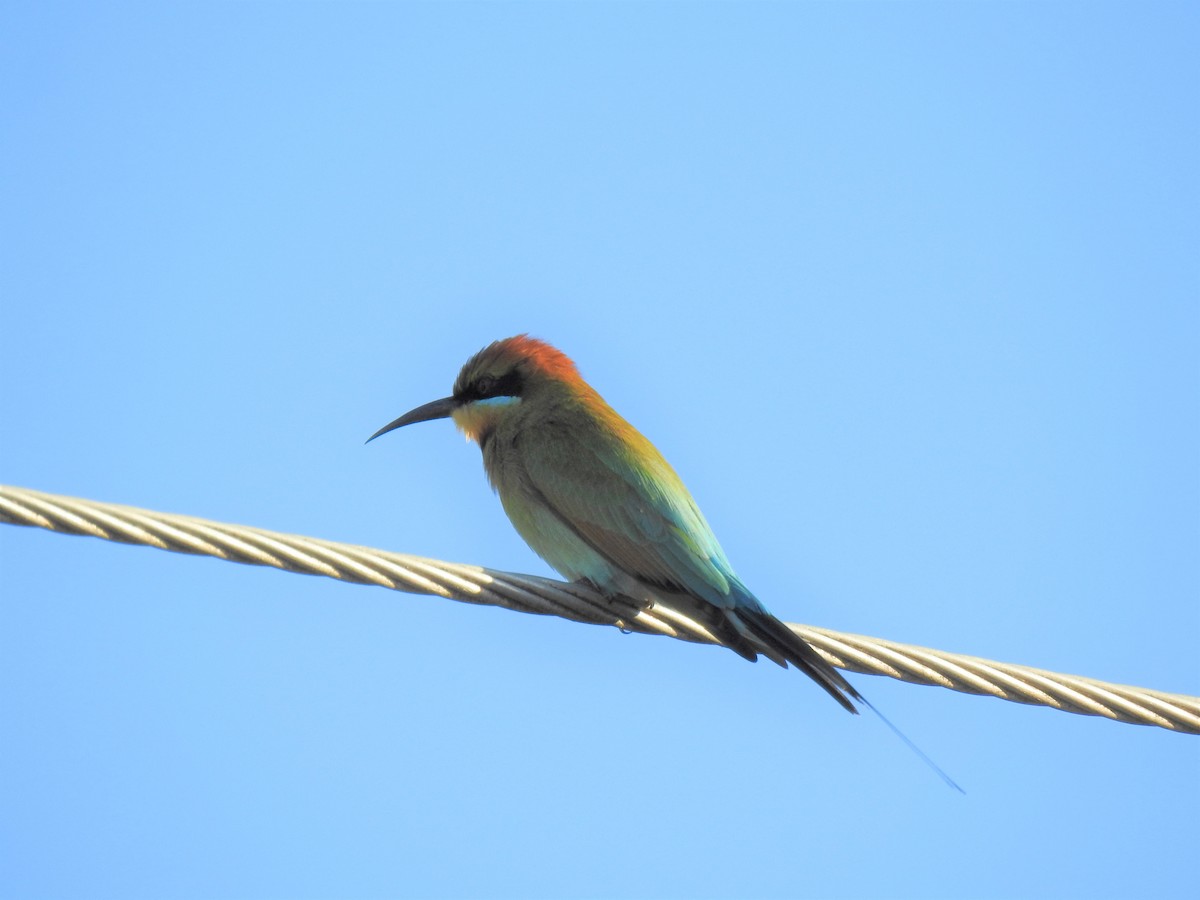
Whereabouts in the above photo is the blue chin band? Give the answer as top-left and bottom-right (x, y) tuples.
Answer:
(474, 395), (521, 408)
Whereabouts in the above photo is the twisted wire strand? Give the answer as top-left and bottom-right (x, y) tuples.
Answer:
(2, 484), (1196, 735)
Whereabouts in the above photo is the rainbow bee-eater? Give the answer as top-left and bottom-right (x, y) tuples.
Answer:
(367, 334), (863, 713)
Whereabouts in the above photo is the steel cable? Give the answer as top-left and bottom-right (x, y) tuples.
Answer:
(2, 484), (1196, 735)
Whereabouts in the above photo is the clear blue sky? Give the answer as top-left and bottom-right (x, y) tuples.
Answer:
(2, 3), (1197, 898)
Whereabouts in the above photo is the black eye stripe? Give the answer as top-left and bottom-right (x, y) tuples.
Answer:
(459, 369), (524, 402)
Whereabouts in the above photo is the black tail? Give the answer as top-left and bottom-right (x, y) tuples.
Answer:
(724, 605), (964, 792)
(728, 606), (862, 714)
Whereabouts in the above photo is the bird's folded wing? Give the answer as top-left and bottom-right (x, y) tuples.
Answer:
(517, 421), (742, 609)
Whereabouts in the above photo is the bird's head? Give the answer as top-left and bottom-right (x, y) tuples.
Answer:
(367, 335), (582, 446)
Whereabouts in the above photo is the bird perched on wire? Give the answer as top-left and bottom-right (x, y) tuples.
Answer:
(367, 334), (863, 713)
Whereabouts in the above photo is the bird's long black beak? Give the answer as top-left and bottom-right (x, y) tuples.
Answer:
(366, 396), (457, 444)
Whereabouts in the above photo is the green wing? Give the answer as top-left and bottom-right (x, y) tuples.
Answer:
(516, 416), (743, 609)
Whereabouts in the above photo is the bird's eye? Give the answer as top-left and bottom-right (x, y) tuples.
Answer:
(475, 375), (497, 397)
